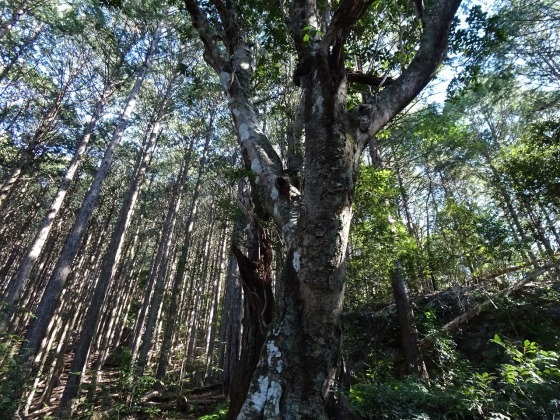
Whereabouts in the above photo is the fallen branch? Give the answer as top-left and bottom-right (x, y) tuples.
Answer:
(472, 252), (560, 283)
(441, 262), (558, 334)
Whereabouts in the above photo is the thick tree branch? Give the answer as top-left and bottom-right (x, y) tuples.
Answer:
(354, 0), (461, 152)
(347, 69), (394, 87)
(321, 0), (371, 62)
(183, 0), (225, 72)
(184, 1), (299, 247)
(288, 0), (320, 56)
(210, 0), (241, 53)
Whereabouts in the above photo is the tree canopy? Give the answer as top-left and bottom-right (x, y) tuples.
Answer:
(0, 0), (559, 418)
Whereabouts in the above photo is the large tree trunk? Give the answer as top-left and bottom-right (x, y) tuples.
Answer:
(184, 0), (461, 416)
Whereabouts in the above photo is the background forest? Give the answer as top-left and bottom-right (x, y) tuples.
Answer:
(0, 0), (559, 418)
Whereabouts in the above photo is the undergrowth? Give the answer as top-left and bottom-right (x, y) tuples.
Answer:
(350, 334), (560, 419)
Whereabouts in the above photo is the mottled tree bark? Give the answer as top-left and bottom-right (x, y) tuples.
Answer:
(184, 0), (461, 416)
(228, 222), (274, 419)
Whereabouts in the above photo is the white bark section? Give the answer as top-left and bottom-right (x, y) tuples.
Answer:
(238, 375), (283, 419)
(292, 250), (301, 272)
(264, 380), (282, 417)
(267, 340), (283, 373)
(242, 375), (269, 415)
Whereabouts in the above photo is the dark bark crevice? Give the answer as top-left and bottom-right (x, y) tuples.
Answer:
(228, 224), (274, 419)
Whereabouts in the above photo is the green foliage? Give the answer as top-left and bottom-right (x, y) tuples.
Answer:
(198, 403), (228, 420)
(497, 119), (560, 207)
(0, 335), (28, 414)
(109, 352), (163, 416)
(488, 335), (560, 416)
(448, 5), (511, 95)
(346, 166), (404, 306)
(428, 198), (515, 282)
(350, 374), (463, 419)
(350, 333), (560, 419)
(346, 0), (422, 77)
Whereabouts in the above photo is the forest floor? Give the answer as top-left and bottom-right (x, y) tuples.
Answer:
(24, 272), (560, 419)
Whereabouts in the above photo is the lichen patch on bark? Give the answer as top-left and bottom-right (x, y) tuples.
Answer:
(250, 158), (262, 174)
(266, 340), (283, 373)
(292, 249), (302, 272)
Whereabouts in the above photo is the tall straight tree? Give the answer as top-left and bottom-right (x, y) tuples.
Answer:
(183, 0), (461, 417)
(19, 25), (161, 367)
(57, 72), (179, 413)
(0, 48), (86, 212)
(155, 112), (213, 382)
(1, 51), (127, 330)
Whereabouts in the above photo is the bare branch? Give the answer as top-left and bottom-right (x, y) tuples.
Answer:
(347, 69), (395, 87)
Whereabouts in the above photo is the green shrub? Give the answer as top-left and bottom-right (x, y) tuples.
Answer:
(199, 403), (228, 419)
(350, 335), (560, 419)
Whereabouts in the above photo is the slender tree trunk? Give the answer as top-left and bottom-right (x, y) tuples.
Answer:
(369, 137), (428, 379)
(1, 82), (115, 332)
(134, 157), (187, 375)
(540, 203), (560, 246)
(17, 27), (160, 373)
(58, 87), (170, 412)
(0, 60), (82, 212)
(155, 129), (211, 381)
(482, 148), (536, 259)
(185, 212), (217, 376)
(203, 225), (228, 381)
(391, 261), (429, 379)
(0, 25), (43, 83)
(217, 253), (242, 395)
